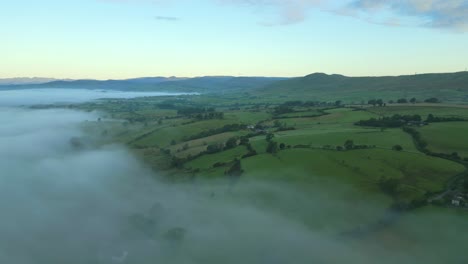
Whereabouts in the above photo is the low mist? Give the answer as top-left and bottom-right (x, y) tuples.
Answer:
(0, 93), (466, 263)
(0, 88), (192, 106)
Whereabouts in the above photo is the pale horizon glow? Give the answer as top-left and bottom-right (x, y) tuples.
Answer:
(1, 0), (468, 79)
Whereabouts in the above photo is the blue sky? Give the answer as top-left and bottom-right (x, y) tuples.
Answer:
(1, 0), (468, 79)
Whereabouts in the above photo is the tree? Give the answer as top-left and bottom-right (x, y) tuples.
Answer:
(266, 133), (275, 142)
(379, 177), (400, 195)
(170, 139), (177, 146)
(388, 100), (395, 104)
(463, 180), (468, 192)
(273, 120), (282, 128)
(410, 97), (417, 104)
(424, 97), (440, 103)
(451, 152), (461, 160)
(206, 143), (223, 154)
(226, 159), (243, 178)
(427, 114), (435, 122)
(344, 139), (354, 150)
(397, 98), (408, 104)
(224, 137), (238, 150)
(266, 141), (278, 154)
(392, 145), (403, 151)
(239, 136), (249, 146)
(279, 143), (286, 150)
(335, 100), (342, 106)
(368, 99), (377, 106)
(376, 99), (384, 107)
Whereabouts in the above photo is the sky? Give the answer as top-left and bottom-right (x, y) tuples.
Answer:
(1, 0), (468, 79)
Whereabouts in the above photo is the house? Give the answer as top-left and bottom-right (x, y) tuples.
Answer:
(451, 195), (464, 207)
(452, 199), (461, 206)
(406, 121), (428, 127)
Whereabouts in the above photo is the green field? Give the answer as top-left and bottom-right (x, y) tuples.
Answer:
(417, 121), (468, 158)
(368, 105), (468, 119)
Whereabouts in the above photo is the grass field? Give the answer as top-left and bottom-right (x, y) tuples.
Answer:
(81, 97), (468, 211)
(368, 105), (468, 119)
(241, 148), (463, 201)
(417, 121), (468, 158)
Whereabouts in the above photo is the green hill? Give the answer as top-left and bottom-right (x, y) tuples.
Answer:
(257, 72), (468, 103)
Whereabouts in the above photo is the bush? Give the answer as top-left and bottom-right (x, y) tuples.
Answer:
(213, 162), (227, 168)
(379, 177), (400, 196)
(392, 145), (403, 151)
(424, 97), (441, 103)
(224, 137), (238, 150)
(242, 150), (257, 159)
(206, 143), (223, 154)
(266, 141), (278, 154)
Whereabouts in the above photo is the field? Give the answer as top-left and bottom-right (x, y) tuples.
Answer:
(417, 122), (468, 158)
(80, 99), (467, 204)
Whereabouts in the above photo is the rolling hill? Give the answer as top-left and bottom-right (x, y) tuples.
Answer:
(256, 72), (468, 102)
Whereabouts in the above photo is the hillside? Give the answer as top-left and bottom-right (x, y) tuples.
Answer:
(257, 72), (468, 103)
(0, 76), (287, 94)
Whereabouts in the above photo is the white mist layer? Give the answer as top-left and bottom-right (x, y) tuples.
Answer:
(0, 88), (194, 106)
(0, 91), (466, 264)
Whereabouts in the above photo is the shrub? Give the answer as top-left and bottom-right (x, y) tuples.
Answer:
(392, 145), (403, 151)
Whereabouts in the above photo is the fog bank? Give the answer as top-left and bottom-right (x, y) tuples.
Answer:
(0, 91), (467, 264)
(0, 88), (194, 106)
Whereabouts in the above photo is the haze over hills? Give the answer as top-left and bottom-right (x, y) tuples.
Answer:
(2, 72), (468, 102)
(0, 77), (73, 85)
(0, 76), (287, 94)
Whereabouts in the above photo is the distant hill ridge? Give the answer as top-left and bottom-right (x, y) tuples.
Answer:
(2, 72), (468, 97)
(0, 76), (287, 93)
(260, 72), (468, 93)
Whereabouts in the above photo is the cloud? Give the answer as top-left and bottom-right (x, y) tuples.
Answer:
(348, 0), (468, 31)
(155, 15), (179, 21)
(219, 0), (325, 26)
(99, 0), (468, 30)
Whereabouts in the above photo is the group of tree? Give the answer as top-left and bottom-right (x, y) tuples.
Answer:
(177, 107), (224, 120)
(336, 140), (376, 151)
(177, 107), (215, 115)
(273, 120), (296, 131)
(225, 159), (244, 178)
(424, 97), (441, 103)
(367, 99), (385, 107)
(386, 97), (441, 104)
(426, 114), (465, 122)
(281, 100), (342, 107)
(239, 136), (258, 158)
(273, 100), (343, 116)
(185, 124), (247, 141)
(355, 114), (423, 128)
(378, 177), (400, 196)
